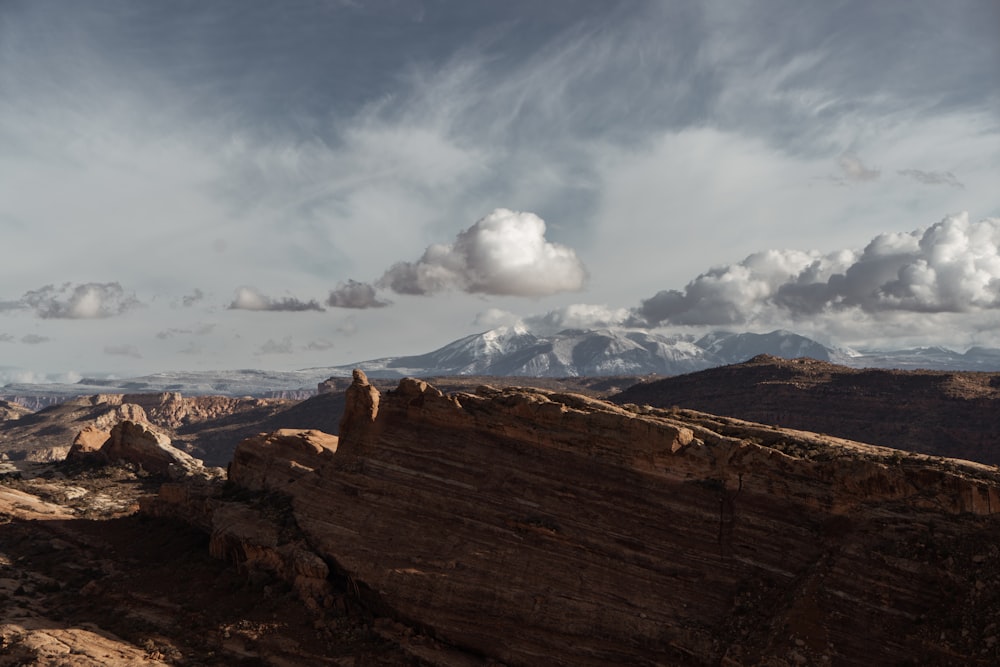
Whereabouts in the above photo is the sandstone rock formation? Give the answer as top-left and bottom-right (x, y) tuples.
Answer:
(338, 369), (379, 436)
(0, 464), (396, 665)
(612, 354), (1000, 465)
(98, 420), (209, 479)
(228, 429), (338, 493)
(65, 426), (111, 463)
(0, 392), (296, 467)
(0, 399), (31, 421)
(206, 373), (1000, 666)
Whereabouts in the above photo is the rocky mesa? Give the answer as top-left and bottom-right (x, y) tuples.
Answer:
(612, 354), (1000, 466)
(143, 370), (1000, 665)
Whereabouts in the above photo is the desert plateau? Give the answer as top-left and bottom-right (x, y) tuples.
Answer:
(3, 361), (1000, 665)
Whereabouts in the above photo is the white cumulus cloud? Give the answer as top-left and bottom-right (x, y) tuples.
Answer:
(636, 212), (1000, 326)
(377, 209), (587, 297)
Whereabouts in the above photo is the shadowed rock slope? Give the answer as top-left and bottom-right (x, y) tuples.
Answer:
(167, 371), (1000, 666)
(612, 354), (1000, 466)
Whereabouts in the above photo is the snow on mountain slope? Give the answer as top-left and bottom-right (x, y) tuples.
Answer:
(695, 330), (834, 364)
(6, 328), (1000, 403)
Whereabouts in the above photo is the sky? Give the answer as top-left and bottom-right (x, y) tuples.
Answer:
(1, 0), (999, 381)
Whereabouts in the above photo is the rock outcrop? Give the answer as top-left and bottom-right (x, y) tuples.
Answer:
(99, 420), (209, 479)
(0, 399), (32, 421)
(612, 354), (1000, 465)
(65, 425), (111, 463)
(338, 369), (379, 437)
(228, 428), (338, 492)
(0, 392), (296, 467)
(212, 373), (1000, 666)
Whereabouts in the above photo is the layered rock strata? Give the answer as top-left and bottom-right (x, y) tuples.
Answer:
(612, 354), (1000, 465)
(212, 371), (1000, 666)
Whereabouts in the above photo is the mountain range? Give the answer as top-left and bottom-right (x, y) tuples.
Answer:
(5, 327), (1000, 403)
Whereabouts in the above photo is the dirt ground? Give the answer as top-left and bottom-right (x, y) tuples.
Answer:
(0, 463), (418, 666)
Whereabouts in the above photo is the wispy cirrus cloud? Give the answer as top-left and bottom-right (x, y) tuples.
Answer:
(104, 344), (142, 359)
(899, 169), (964, 188)
(257, 337), (294, 354)
(156, 323), (216, 340)
(833, 152), (880, 184)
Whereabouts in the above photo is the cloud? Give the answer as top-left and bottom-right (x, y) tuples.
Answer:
(181, 289), (206, 307)
(21, 334), (50, 345)
(473, 308), (524, 329)
(473, 304), (632, 334)
(228, 287), (323, 312)
(336, 316), (358, 337)
(104, 344), (142, 359)
(635, 212), (1000, 326)
(376, 209), (587, 297)
(258, 337), (294, 354)
(0, 368), (83, 385)
(898, 169), (964, 188)
(156, 323), (216, 340)
(304, 340), (335, 351)
(19, 283), (141, 319)
(326, 280), (390, 309)
(524, 304), (630, 334)
(834, 152), (880, 184)
(0, 333), (14, 343)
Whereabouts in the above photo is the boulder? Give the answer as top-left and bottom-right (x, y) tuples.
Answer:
(65, 426), (110, 463)
(228, 428), (338, 493)
(98, 420), (204, 478)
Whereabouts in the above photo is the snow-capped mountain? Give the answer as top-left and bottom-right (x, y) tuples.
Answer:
(341, 327), (719, 378)
(5, 328), (1000, 403)
(695, 330), (838, 363)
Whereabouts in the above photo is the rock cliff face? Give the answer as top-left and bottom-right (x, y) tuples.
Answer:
(219, 373), (1000, 666)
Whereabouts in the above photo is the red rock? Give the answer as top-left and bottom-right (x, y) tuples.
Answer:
(98, 420), (205, 478)
(65, 425), (110, 462)
(217, 375), (1000, 665)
